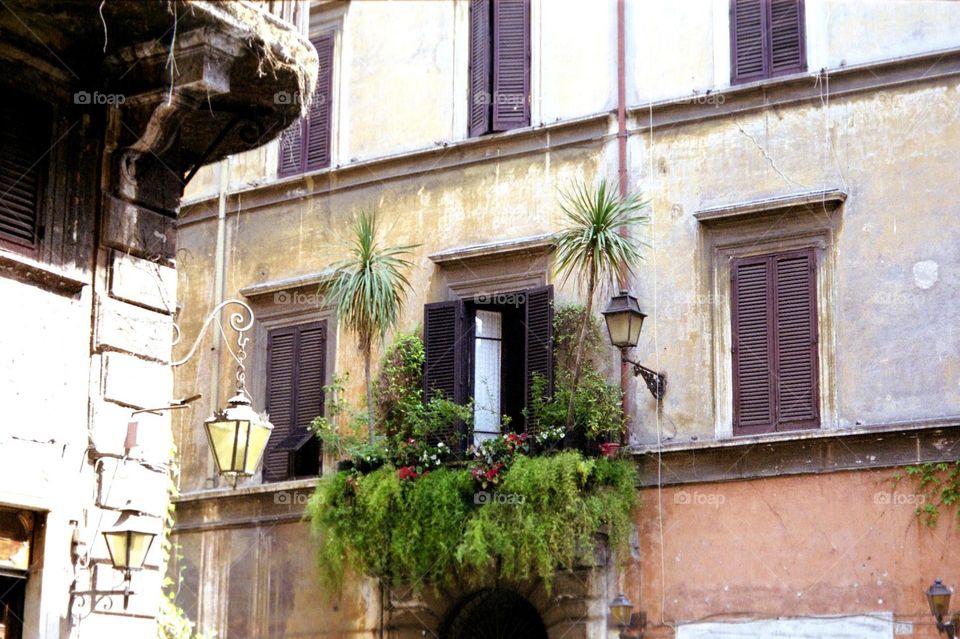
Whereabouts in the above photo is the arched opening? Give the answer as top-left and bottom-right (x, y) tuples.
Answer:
(439, 588), (548, 639)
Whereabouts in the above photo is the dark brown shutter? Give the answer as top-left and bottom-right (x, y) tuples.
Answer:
(305, 34), (334, 170)
(732, 250), (818, 435)
(424, 301), (468, 404)
(731, 0), (805, 84)
(0, 100), (48, 249)
(264, 327), (297, 480)
(264, 322), (327, 481)
(769, 0), (805, 75)
(468, 0), (492, 137)
(294, 322), (326, 437)
(492, 0), (530, 131)
(732, 256), (775, 434)
(277, 34), (334, 175)
(773, 249), (818, 428)
(731, 0), (767, 83)
(523, 285), (553, 423)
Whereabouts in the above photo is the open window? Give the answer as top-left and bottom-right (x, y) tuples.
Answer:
(424, 286), (552, 448)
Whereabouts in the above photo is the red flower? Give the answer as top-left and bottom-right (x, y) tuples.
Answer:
(398, 466), (419, 480)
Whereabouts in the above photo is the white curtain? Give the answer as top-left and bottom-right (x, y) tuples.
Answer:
(473, 310), (502, 444)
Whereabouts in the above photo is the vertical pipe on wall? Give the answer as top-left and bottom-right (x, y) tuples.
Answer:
(210, 157), (230, 489)
(616, 0), (633, 438)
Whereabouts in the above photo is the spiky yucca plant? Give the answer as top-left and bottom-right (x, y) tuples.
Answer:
(553, 179), (649, 433)
(327, 211), (417, 442)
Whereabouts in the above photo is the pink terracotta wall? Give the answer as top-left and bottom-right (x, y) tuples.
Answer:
(625, 469), (959, 638)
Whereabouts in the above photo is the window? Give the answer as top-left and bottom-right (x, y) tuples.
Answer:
(0, 98), (48, 253)
(424, 286), (552, 448)
(278, 33), (334, 176)
(731, 249), (819, 435)
(730, 0), (805, 84)
(263, 321), (326, 481)
(468, 0), (531, 137)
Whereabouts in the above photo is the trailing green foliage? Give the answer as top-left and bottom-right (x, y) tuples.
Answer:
(897, 461), (960, 527)
(307, 451), (638, 593)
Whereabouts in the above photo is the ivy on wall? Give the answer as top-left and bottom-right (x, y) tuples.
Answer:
(897, 461), (960, 527)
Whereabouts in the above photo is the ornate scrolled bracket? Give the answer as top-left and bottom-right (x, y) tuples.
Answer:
(172, 299), (255, 390)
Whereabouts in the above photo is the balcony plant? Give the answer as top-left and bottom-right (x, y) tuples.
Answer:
(307, 317), (637, 593)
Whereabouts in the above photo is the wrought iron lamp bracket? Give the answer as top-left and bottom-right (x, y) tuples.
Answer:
(171, 298), (255, 391)
(622, 356), (666, 401)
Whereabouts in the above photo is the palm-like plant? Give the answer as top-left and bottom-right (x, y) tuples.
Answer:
(327, 210), (417, 443)
(553, 179), (649, 433)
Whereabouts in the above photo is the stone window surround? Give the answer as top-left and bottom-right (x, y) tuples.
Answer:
(696, 188), (845, 440)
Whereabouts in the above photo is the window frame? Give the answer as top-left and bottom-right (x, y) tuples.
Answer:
(700, 205), (839, 439)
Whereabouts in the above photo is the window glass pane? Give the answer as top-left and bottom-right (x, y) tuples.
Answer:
(473, 310), (502, 443)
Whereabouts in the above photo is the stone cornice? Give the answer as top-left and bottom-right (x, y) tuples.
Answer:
(694, 188), (847, 224)
(428, 233), (554, 266)
(628, 46), (960, 133)
(631, 417), (960, 487)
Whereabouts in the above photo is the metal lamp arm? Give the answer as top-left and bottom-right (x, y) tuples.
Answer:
(171, 299), (254, 369)
(622, 356), (666, 401)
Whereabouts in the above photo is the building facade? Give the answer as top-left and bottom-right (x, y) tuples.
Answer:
(0, 1), (315, 637)
(174, 1), (960, 637)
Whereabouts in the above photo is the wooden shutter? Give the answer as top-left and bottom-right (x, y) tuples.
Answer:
(773, 250), (818, 428)
(263, 322), (327, 481)
(305, 34), (334, 170)
(732, 256), (775, 434)
(277, 119), (305, 177)
(492, 0), (530, 131)
(468, 0), (492, 137)
(0, 100), (47, 249)
(277, 34), (334, 175)
(731, 250), (818, 435)
(523, 285), (553, 422)
(264, 327), (297, 480)
(731, 0), (767, 83)
(731, 0), (805, 84)
(424, 301), (468, 404)
(769, 0), (805, 75)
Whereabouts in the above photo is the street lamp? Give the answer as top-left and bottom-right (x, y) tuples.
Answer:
(204, 389), (273, 481)
(927, 578), (959, 638)
(172, 299), (274, 484)
(602, 290), (666, 400)
(71, 510), (159, 613)
(609, 592), (645, 637)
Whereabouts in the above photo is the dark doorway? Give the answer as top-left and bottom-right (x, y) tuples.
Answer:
(439, 588), (547, 639)
(0, 575), (25, 639)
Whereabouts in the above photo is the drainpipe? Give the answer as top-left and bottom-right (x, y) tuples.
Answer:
(210, 157), (230, 489)
(616, 0), (633, 435)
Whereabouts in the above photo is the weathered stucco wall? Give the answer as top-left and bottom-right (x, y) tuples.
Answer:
(631, 469), (959, 638)
(174, 122), (614, 493)
(185, 0), (960, 202)
(626, 73), (960, 445)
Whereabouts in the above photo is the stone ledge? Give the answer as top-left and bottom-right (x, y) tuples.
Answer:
(0, 249), (87, 296)
(631, 417), (960, 487)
